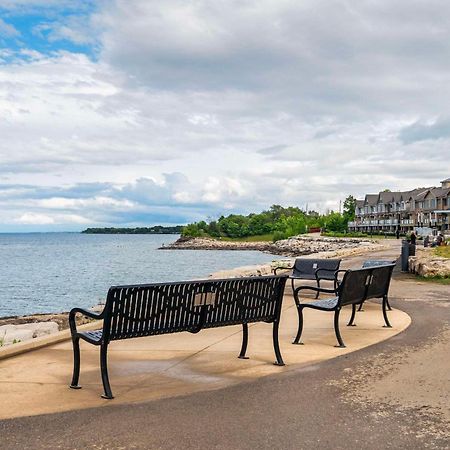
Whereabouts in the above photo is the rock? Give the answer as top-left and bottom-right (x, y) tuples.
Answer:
(0, 322), (59, 347)
(162, 235), (383, 257)
(409, 248), (450, 277)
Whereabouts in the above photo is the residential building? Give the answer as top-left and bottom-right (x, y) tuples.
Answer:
(348, 178), (450, 233)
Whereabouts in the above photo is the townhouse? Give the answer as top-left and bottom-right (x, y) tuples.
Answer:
(348, 178), (450, 234)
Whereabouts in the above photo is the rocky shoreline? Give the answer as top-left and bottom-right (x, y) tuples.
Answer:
(1, 235), (385, 347)
(161, 234), (382, 257)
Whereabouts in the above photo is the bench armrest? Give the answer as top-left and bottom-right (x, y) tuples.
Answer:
(69, 307), (104, 336)
(293, 285), (337, 304)
(273, 265), (293, 275)
(314, 268), (339, 281)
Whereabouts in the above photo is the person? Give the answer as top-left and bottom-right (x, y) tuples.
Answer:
(396, 229), (400, 239)
(436, 233), (444, 246)
(409, 231), (417, 245)
(424, 235), (430, 247)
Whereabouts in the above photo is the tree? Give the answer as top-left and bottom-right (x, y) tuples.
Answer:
(343, 195), (356, 221)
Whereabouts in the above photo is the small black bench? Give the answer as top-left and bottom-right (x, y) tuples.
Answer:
(334, 259), (397, 312)
(69, 275), (288, 399)
(274, 258), (341, 298)
(292, 263), (395, 348)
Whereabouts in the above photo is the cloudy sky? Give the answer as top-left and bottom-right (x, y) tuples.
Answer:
(0, 0), (449, 231)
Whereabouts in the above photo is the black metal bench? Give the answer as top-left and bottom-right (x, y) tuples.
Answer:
(333, 259), (397, 312)
(274, 258), (341, 298)
(292, 264), (395, 348)
(69, 275), (288, 399)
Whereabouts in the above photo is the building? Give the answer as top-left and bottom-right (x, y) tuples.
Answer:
(348, 178), (450, 234)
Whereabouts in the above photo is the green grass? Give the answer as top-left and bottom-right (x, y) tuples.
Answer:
(434, 246), (450, 258)
(416, 275), (450, 285)
(321, 231), (397, 239)
(217, 234), (275, 242)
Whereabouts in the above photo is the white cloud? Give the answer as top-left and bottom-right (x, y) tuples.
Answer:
(0, 18), (19, 37)
(0, 0), (449, 229)
(16, 212), (55, 225)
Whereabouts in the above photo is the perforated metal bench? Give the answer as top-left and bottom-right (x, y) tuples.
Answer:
(292, 263), (395, 348)
(69, 275), (288, 399)
(274, 258), (341, 298)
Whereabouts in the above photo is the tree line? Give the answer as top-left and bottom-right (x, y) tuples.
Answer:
(182, 198), (356, 240)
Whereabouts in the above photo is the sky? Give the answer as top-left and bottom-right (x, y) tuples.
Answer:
(0, 0), (449, 232)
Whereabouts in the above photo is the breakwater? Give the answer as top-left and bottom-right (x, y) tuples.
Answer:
(161, 235), (381, 257)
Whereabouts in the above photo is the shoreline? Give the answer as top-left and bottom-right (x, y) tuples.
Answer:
(1, 235), (389, 346)
(160, 234), (385, 257)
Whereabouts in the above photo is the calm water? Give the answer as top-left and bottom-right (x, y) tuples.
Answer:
(0, 233), (274, 317)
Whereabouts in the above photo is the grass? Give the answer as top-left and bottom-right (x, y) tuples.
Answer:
(217, 234), (275, 242)
(321, 231), (397, 239)
(434, 246), (450, 258)
(416, 275), (450, 285)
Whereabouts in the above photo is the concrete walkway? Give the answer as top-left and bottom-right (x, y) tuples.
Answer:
(0, 266), (409, 419)
(1, 240), (449, 449)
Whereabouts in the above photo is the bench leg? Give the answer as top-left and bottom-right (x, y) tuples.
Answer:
(238, 323), (249, 359)
(357, 301), (364, 312)
(386, 296), (392, 311)
(100, 343), (114, 399)
(292, 306), (304, 345)
(69, 337), (82, 390)
(347, 304), (357, 327)
(315, 279), (320, 299)
(272, 321), (285, 366)
(291, 278), (296, 296)
(382, 295), (392, 328)
(334, 309), (346, 348)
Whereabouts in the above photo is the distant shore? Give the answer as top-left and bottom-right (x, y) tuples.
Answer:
(81, 226), (183, 234)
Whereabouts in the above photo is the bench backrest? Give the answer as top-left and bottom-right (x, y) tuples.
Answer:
(292, 258), (341, 279)
(338, 264), (395, 307)
(102, 276), (287, 342)
(362, 259), (396, 268)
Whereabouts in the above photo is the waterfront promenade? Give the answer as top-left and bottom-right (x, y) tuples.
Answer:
(0, 241), (449, 449)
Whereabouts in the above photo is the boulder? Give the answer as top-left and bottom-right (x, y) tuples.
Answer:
(409, 248), (450, 277)
(0, 322), (59, 346)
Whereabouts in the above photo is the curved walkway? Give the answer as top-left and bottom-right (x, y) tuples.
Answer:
(1, 240), (449, 449)
(0, 287), (409, 419)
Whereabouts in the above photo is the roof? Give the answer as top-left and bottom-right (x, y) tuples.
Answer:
(430, 187), (450, 198)
(365, 194), (379, 206)
(355, 199), (364, 208)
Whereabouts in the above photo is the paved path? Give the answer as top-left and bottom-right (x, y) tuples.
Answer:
(1, 241), (449, 449)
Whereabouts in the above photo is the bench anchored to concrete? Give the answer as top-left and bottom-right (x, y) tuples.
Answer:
(274, 258), (341, 298)
(292, 263), (395, 348)
(69, 275), (288, 399)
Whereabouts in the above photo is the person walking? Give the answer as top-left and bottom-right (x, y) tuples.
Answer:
(409, 231), (417, 245)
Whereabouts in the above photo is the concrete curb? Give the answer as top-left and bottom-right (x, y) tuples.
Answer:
(0, 321), (101, 361)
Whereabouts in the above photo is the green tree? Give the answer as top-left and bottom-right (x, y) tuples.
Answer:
(343, 195), (356, 221)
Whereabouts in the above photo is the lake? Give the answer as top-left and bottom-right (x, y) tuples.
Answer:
(0, 233), (275, 317)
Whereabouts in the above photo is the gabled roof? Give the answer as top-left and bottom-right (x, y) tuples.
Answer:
(378, 191), (404, 204)
(355, 199), (364, 208)
(406, 187), (434, 201)
(431, 187), (450, 197)
(364, 194), (378, 206)
(378, 191), (394, 203)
